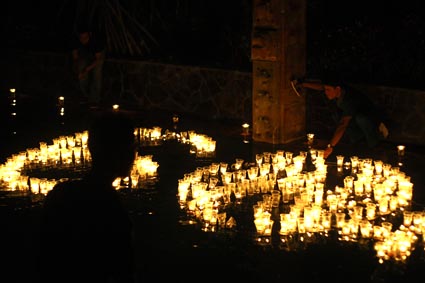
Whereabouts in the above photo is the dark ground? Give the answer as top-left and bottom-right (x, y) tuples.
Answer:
(1, 91), (425, 283)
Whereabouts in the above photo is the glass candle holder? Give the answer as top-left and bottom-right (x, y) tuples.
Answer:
(397, 145), (405, 157)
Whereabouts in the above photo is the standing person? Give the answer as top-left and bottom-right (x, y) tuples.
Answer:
(37, 111), (137, 283)
(293, 77), (389, 159)
(72, 26), (106, 107)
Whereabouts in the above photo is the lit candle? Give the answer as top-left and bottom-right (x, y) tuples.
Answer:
(307, 133), (314, 147)
(397, 145), (405, 157)
(242, 123), (250, 135)
(366, 202), (376, 220)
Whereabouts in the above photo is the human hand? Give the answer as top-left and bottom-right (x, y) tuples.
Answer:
(78, 70), (88, 80)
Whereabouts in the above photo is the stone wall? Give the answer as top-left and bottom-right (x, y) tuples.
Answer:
(103, 59), (252, 122)
(2, 50), (252, 123)
(2, 50), (425, 146)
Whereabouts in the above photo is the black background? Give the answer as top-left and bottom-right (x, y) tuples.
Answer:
(3, 0), (425, 90)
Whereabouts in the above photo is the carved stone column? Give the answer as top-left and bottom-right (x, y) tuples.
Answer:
(251, 0), (306, 144)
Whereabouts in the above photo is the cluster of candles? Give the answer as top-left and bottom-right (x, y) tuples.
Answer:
(0, 123), (217, 194)
(113, 154), (159, 190)
(0, 130), (159, 195)
(178, 150), (328, 229)
(137, 127), (164, 146)
(137, 126), (216, 157)
(0, 112), (418, 264)
(177, 148), (422, 263)
(187, 131), (216, 158)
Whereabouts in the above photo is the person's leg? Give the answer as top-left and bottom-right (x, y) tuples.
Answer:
(354, 114), (380, 147)
(89, 52), (105, 105)
(88, 73), (99, 104)
(77, 57), (90, 100)
(345, 122), (364, 144)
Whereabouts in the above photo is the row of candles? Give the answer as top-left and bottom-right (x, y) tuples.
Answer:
(1, 92), (215, 193)
(0, 121), (218, 194)
(0, 131), (149, 194)
(137, 126), (216, 157)
(177, 147), (420, 263)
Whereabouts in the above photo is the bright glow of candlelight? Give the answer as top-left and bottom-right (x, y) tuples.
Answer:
(397, 145), (405, 157)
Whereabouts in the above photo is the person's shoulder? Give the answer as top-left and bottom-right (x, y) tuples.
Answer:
(45, 179), (84, 201)
(52, 178), (83, 189)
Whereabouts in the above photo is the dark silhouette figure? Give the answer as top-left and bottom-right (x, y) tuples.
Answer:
(71, 26), (106, 107)
(37, 111), (137, 283)
(293, 77), (389, 159)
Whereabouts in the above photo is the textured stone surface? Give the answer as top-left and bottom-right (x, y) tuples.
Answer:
(102, 60), (252, 122)
(2, 51), (252, 123)
(251, 0), (307, 144)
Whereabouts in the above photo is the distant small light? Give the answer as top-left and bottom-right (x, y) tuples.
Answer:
(11, 112), (16, 116)
(112, 104), (119, 110)
(58, 96), (65, 107)
(242, 123), (250, 143)
(10, 88), (16, 93)
(242, 123), (250, 136)
(397, 145), (405, 157)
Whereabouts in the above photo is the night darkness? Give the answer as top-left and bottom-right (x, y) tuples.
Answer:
(3, 0), (425, 90)
(307, 1), (425, 90)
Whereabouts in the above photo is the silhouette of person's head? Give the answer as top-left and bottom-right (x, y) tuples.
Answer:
(88, 111), (136, 181)
(76, 23), (92, 45)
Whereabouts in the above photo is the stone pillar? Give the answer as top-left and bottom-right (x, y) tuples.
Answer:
(251, 0), (306, 144)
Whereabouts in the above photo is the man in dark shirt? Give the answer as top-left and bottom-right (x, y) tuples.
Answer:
(72, 27), (106, 107)
(294, 78), (389, 158)
(38, 111), (137, 283)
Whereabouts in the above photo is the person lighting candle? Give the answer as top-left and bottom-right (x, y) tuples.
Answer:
(292, 76), (389, 159)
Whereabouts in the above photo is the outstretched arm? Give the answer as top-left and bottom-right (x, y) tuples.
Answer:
(292, 78), (324, 92)
(84, 51), (103, 73)
(301, 81), (324, 91)
(71, 49), (79, 74)
(77, 51), (103, 80)
(324, 116), (351, 158)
